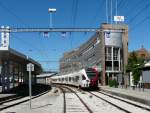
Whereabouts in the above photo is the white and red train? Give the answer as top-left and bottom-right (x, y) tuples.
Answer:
(51, 68), (99, 88)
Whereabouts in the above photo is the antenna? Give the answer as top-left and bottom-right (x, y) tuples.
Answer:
(116, 0), (118, 24)
(111, 0), (113, 25)
(106, 0), (108, 23)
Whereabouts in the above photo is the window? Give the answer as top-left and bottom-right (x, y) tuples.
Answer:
(105, 47), (112, 60)
(82, 75), (86, 80)
(86, 71), (96, 79)
(69, 77), (71, 81)
(75, 76), (79, 82)
(113, 48), (119, 60)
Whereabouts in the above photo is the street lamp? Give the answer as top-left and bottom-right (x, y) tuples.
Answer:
(48, 8), (56, 28)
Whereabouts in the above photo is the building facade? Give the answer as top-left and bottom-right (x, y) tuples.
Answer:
(0, 48), (42, 92)
(59, 23), (128, 85)
(0, 26), (42, 92)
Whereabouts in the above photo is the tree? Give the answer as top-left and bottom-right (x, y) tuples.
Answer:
(126, 51), (144, 85)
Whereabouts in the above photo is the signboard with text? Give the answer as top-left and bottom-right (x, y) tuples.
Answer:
(27, 63), (34, 71)
(114, 16), (124, 22)
(0, 26), (9, 50)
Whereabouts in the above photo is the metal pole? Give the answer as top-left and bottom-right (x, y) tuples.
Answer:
(29, 65), (32, 109)
(115, 0), (118, 24)
(50, 12), (52, 28)
(106, 0), (108, 23)
(111, 0), (113, 25)
(108, 73), (109, 85)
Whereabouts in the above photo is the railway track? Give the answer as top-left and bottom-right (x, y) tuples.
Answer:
(0, 96), (23, 105)
(58, 87), (66, 113)
(89, 91), (131, 113)
(97, 91), (150, 111)
(59, 85), (129, 113)
(89, 91), (150, 113)
(0, 90), (50, 111)
(58, 85), (93, 113)
(60, 85), (150, 113)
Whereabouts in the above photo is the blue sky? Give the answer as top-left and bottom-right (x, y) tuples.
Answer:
(0, 0), (150, 71)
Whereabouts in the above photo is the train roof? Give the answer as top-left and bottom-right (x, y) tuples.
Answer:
(51, 69), (86, 79)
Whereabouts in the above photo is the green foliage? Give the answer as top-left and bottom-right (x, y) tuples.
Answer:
(126, 51), (144, 85)
(132, 68), (141, 85)
(108, 79), (118, 87)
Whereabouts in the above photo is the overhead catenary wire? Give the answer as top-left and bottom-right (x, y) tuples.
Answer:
(72, 0), (78, 28)
(128, 1), (150, 24)
(130, 15), (150, 32)
(69, 0), (75, 50)
(89, 0), (105, 26)
(11, 34), (51, 61)
(117, 0), (126, 10)
(0, 1), (51, 64)
(0, 0), (52, 68)
(70, 0), (79, 50)
(123, 0), (145, 17)
(0, 1), (28, 27)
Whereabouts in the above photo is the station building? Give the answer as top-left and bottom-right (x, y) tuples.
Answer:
(0, 48), (42, 92)
(0, 27), (42, 92)
(59, 23), (128, 85)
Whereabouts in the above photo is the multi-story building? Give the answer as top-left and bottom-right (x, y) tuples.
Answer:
(59, 23), (128, 85)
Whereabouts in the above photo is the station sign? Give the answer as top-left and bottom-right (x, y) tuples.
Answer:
(0, 26), (9, 50)
(27, 63), (34, 71)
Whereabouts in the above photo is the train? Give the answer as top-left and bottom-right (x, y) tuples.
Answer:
(51, 68), (99, 89)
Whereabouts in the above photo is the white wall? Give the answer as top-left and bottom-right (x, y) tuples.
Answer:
(142, 70), (150, 83)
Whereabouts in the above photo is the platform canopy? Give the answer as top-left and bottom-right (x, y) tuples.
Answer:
(0, 48), (42, 74)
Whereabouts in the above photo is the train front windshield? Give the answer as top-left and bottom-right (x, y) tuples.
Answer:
(86, 71), (96, 79)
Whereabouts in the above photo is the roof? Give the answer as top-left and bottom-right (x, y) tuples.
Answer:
(141, 61), (150, 70)
(37, 73), (57, 78)
(0, 48), (41, 68)
(144, 62), (150, 67)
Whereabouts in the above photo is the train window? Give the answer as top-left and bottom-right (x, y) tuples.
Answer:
(69, 77), (71, 81)
(65, 77), (68, 81)
(72, 77), (75, 82)
(82, 75), (86, 80)
(62, 78), (64, 81)
(75, 76), (79, 82)
(86, 71), (96, 79)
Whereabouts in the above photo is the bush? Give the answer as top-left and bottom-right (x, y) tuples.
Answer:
(108, 79), (118, 87)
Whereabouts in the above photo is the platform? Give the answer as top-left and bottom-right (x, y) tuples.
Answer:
(99, 86), (150, 106)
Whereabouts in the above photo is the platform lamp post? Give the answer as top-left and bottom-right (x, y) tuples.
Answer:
(48, 8), (56, 28)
